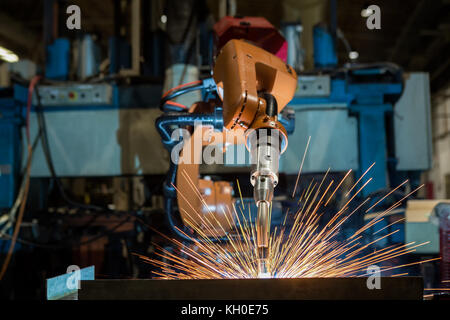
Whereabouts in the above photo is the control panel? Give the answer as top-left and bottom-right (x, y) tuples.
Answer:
(295, 75), (331, 97)
(32, 84), (113, 106)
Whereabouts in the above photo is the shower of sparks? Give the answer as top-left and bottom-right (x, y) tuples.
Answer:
(292, 136), (310, 198)
(138, 143), (439, 280)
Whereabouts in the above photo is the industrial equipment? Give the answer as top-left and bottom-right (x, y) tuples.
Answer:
(0, 0), (443, 301)
(154, 15), (431, 279)
(158, 38), (297, 277)
(214, 39), (296, 276)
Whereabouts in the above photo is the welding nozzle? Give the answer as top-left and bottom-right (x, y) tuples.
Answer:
(255, 190), (271, 247)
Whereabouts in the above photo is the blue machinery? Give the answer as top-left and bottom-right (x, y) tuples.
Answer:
(281, 24), (430, 199)
(153, 24), (431, 246)
(0, 90), (21, 208)
(288, 74), (404, 197)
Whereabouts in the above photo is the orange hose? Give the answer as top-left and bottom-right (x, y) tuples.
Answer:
(164, 101), (188, 109)
(162, 80), (202, 98)
(26, 76), (42, 145)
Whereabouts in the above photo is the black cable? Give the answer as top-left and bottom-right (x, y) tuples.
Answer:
(5, 208), (156, 250)
(263, 93), (278, 116)
(0, 215), (133, 249)
(75, 216), (132, 246)
(166, 0), (199, 84)
(31, 84), (139, 240)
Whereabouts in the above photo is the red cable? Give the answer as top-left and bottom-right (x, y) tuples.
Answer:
(26, 75), (42, 145)
(162, 80), (202, 98)
(164, 100), (188, 110)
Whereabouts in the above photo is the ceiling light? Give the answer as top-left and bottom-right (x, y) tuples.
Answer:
(361, 8), (373, 18)
(349, 51), (359, 60)
(0, 46), (19, 63)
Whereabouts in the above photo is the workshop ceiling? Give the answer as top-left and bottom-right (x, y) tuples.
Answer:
(336, 0), (450, 93)
(0, 0), (449, 91)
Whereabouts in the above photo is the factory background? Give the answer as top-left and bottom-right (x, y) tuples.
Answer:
(0, 0), (449, 300)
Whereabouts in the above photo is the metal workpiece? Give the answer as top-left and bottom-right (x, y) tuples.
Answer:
(78, 277), (424, 300)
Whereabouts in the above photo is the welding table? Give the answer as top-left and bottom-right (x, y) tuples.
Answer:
(77, 277), (423, 300)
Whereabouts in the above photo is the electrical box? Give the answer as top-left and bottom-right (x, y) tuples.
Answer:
(280, 104), (359, 174)
(20, 85), (168, 177)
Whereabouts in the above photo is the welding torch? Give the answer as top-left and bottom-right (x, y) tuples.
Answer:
(211, 39), (296, 277)
(247, 93), (286, 277)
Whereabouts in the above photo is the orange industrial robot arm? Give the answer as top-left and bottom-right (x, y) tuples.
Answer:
(213, 39), (297, 132)
(176, 39), (297, 276)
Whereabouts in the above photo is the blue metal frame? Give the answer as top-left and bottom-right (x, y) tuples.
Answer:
(0, 91), (22, 208)
(350, 104), (392, 196)
(289, 78), (403, 197)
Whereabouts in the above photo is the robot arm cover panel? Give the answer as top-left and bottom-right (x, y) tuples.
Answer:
(213, 39), (297, 130)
